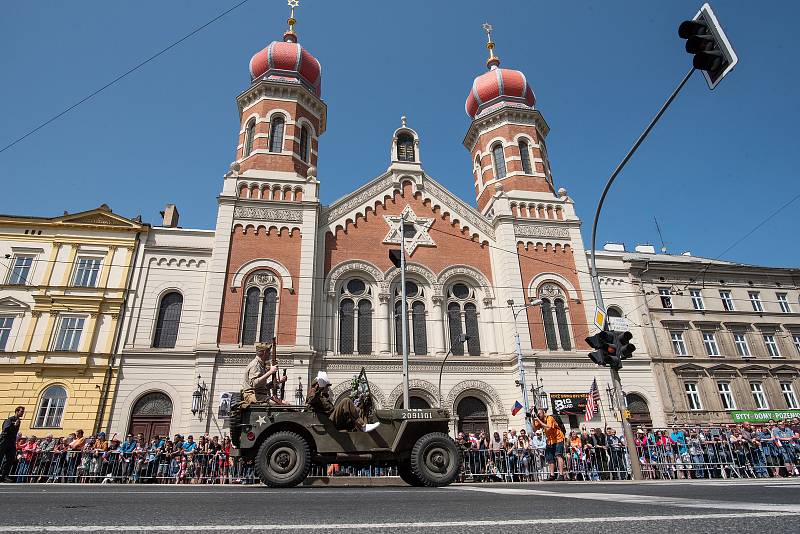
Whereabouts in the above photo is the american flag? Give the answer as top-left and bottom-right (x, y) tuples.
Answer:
(584, 378), (600, 423)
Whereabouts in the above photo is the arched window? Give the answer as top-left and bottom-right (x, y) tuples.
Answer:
(299, 124), (310, 162)
(607, 306), (623, 318)
(268, 115), (285, 153)
(518, 139), (532, 174)
(241, 287), (260, 345)
(541, 298), (558, 350)
(554, 298), (571, 350)
(397, 133), (415, 162)
(339, 298), (355, 354)
(492, 143), (506, 179)
(538, 283), (572, 351)
(244, 118), (256, 157)
(446, 283), (481, 356)
(34, 385), (67, 428)
(240, 271), (280, 345)
(152, 292), (183, 348)
(260, 287), (278, 341)
(447, 303), (464, 356)
(339, 279), (373, 355)
(358, 300), (372, 355)
(393, 281), (427, 356)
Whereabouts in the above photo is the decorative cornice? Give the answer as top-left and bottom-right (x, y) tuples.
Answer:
(513, 223), (570, 240)
(233, 206), (303, 223)
(320, 174), (395, 225)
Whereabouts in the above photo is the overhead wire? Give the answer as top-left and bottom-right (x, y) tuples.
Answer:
(0, 0), (253, 156)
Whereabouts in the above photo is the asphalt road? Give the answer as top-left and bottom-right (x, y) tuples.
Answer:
(0, 479), (799, 533)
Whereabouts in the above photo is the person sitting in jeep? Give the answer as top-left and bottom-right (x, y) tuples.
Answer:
(306, 371), (380, 433)
(241, 342), (287, 405)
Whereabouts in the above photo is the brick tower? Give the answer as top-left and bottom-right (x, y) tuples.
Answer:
(198, 3), (324, 362)
(464, 24), (554, 216)
(463, 25), (590, 353)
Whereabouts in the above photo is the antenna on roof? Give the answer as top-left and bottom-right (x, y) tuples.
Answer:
(654, 216), (667, 254)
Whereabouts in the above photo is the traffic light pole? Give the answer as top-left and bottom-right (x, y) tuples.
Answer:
(588, 67), (694, 482)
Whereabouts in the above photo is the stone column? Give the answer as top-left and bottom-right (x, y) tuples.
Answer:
(431, 296), (446, 356)
(378, 293), (390, 355)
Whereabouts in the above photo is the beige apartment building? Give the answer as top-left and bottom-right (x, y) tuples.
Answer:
(597, 245), (800, 426)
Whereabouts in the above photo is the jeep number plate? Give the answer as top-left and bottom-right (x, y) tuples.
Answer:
(400, 410), (432, 420)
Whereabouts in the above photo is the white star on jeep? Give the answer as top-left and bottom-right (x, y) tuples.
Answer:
(255, 415), (267, 427)
(383, 205), (435, 256)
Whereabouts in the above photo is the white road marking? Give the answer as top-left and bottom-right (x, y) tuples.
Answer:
(0, 512), (797, 532)
(452, 486), (800, 513)
(0, 488), (412, 495)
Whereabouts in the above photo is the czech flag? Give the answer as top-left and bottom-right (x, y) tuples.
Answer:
(511, 400), (523, 416)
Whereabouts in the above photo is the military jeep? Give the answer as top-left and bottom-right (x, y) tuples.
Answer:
(228, 371), (461, 488)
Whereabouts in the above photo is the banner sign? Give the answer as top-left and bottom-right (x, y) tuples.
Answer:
(730, 410), (800, 423)
(550, 392), (589, 415)
(218, 392), (232, 419)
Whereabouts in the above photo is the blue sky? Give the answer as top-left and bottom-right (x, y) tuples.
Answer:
(2, 1), (798, 267)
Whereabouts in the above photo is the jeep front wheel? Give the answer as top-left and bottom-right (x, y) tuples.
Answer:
(397, 460), (424, 487)
(255, 431), (311, 488)
(410, 432), (461, 487)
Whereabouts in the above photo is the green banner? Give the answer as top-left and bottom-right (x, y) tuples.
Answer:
(730, 410), (800, 423)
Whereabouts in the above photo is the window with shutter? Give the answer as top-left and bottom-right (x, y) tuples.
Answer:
(269, 116), (285, 153)
(492, 143), (506, 179)
(541, 298), (558, 350)
(339, 299), (355, 354)
(412, 301), (427, 355)
(299, 125), (310, 162)
(397, 133), (415, 161)
(153, 292), (183, 348)
(447, 302), (464, 356)
(241, 287), (260, 345)
(259, 288), (278, 342)
(464, 303), (481, 355)
(518, 140), (532, 174)
(554, 298), (571, 350)
(244, 118), (256, 156)
(357, 300), (372, 354)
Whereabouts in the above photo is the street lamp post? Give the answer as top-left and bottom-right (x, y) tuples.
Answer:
(438, 333), (470, 409)
(508, 298), (542, 435)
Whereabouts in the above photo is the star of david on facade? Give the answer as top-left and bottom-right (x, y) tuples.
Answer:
(383, 205), (435, 256)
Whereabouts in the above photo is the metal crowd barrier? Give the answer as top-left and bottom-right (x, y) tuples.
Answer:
(2, 428), (797, 484)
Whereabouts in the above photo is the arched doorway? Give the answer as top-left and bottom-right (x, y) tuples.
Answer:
(395, 394), (432, 410)
(457, 396), (489, 435)
(625, 393), (652, 428)
(129, 391), (173, 442)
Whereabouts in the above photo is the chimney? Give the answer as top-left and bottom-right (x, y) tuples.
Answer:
(603, 243), (625, 252)
(634, 244), (656, 254)
(160, 204), (179, 228)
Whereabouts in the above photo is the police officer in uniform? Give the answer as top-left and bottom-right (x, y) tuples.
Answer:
(306, 372), (380, 433)
(0, 406), (24, 482)
(241, 342), (287, 405)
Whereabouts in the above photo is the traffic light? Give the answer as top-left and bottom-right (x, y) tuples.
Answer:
(388, 249), (402, 268)
(615, 331), (636, 362)
(678, 3), (738, 89)
(585, 331), (615, 367)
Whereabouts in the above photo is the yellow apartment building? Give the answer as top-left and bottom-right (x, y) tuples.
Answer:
(0, 205), (147, 436)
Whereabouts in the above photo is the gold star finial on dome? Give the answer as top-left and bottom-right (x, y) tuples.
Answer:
(287, 0), (299, 35)
(482, 21), (500, 69)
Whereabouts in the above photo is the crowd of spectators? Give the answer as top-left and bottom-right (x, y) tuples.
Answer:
(1, 430), (257, 484)
(455, 418), (800, 482)
(2, 418), (799, 484)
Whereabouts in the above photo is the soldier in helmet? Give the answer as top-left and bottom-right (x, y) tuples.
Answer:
(241, 342), (287, 405)
(306, 371), (380, 433)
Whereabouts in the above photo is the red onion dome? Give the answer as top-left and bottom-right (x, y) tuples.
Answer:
(465, 65), (535, 118)
(249, 34), (322, 97)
